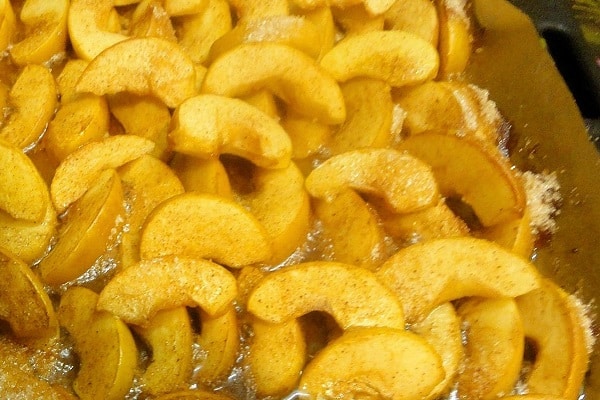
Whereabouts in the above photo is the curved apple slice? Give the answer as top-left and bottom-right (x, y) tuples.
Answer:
(247, 261), (405, 329)
(516, 279), (590, 400)
(292, 0), (394, 15)
(299, 327), (444, 400)
(154, 390), (236, 400)
(40, 169), (125, 287)
(163, 0), (208, 16)
(58, 286), (137, 400)
(169, 154), (232, 198)
(0, 250), (58, 342)
(170, 94), (292, 169)
(67, 0), (128, 60)
(376, 237), (541, 323)
(0, 64), (57, 150)
(319, 30), (439, 86)
(305, 148), (439, 214)
(50, 134), (154, 214)
(437, 0), (472, 78)
(97, 255), (237, 326)
(134, 307), (193, 395)
(56, 58), (89, 103)
(76, 37), (196, 108)
(398, 130), (526, 226)
(412, 303), (463, 399)
(0, 0), (16, 51)
(384, 0), (438, 45)
(201, 42), (345, 124)
(140, 192), (271, 267)
(456, 298), (524, 399)
(227, 0), (289, 20)
(245, 318), (306, 397)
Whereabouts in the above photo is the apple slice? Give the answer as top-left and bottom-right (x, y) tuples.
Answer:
(169, 154), (233, 198)
(305, 148), (439, 214)
(397, 130), (526, 226)
(40, 169), (125, 287)
(129, 0), (177, 41)
(139, 192), (271, 267)
(292, 0), (395, 15)
(134, 307), (193, 395)
(456, 298), (524, 399)
(436, 0), (472, 78)
(280, 111), (332, 160)
(163, 0), (208, 16)
(76, 37), (196, 108)
(0, 64), (57, 150)
(516, 279), (590, 400)
(9, 0), (68, 65)
(201, 42), (346, 124)
(384, 0), (438, 45)
(170, 94), (292, 169)
(299, 327), (444, 400)
(0, 0), (16, 51)
(0, 250), (58, 343)
(331, 4), (385, 36)
(67, 0), (128, 60)
(154, 390), (236, 400)
(376, 237), (541, 323)
(319, 30), (439, 86)
(247, 261), (405, 329)
(245, 318), (306, 397)
(56, 58), (89, 103)
(50, 134), (154, 214)
(227, 0), (289, 20)
(58, 286), (137, 400)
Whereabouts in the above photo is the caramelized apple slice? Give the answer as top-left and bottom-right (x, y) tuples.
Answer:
(247, 261), (405, 329)
(436, 0), (472, 77)
(299, 327), (444, 400)
(376, 237), (541, 322)
(139, 193), (271, 267)
(384, 0), (438, 45)
(97, 255), (237, 326)
(58, 286), (137, 400)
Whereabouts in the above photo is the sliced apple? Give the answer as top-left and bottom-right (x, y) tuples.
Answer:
(169, 94), (292, 169)
(0, 250), (58, 342)
(40, 169), (125, 287)
(50, 134), (154, 214)
(118, 154), (185, 269)
(516, 279), (590, 400)
(313, 189), (387, 270)
(139, 192), (271, 267)
(456, 297), (524, 399)
(154, 390), (236, 400)
(245, 318), (306, 397)
(129, 0), (177, 41)
(163, 0), (208, 16)
(412, 303), (463, 399)
(305, 148), (439, 214)
(0, 0), (16, 51)
(247, 261), (405, 329)
(169, 154), (232, 198)
(67, 0), (128, 60)
(299, 327), (444, 400)
(376, 237), (541, 323)
(280, 112), (332, 160)
(480, 205), (534, 259)
(0, 64), (57, 150)
(292, 0), (395, 15)
(384, 0), (439, 45)
(319, 30), (439, 86)
(76, 37), (196, 108)
(201, 42), (346, 124)
(397, 130), (526, 226)
(58, 287), (137, 400)
(331, 4), (385, 36)
(194, 306), (240, 385)
(241, 90), (280, 119)
(227, 0), (289, 20)
(97, 255), (237, 326)
(174, 0), (232, 64)
(135, 307), (193, 395)
(9, 0), (68, 65)
(56, 58), (89, 103)
(44, 94), (109, 163)
(299, 5), (335, 59)
(228, 159), (311, 265)
(329, 78), (393, 155)
(437, 0), (472, 78)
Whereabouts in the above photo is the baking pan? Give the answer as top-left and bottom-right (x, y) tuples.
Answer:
(466, 0), (600, 397)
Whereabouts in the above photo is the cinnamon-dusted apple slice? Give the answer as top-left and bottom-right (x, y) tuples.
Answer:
(397, 130), (526, 226)
(76, 37), (196, 108)
(0, 250), (58, 343)
(384, 0), (438, 45)
(169, 154), (232, 198)
(0, 64), (57, 150)
(58, 286), (137, 400)
(67, 0), (127, 60)
(305, 148), (439, 214)
(456, 298), (524, 399)
(319, 30), (439, 86)
(202, 42), (346, 124)
(50, 134), (154, 214)
(40, 169), (125, 287)
(9, 0), (68, 65)
(163, 0), (208, 16)
(376, 237), (541, 323)
(170, 94), (292, 169)
(516, 279), (591, 400)
(331, 4), (385, 36)
(128, 0), (177, 41)
(247, 261), (405, 329)
(97, 255), (237, 326)
(139, 193), (271, 267)
(299, 327), (444, 400)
